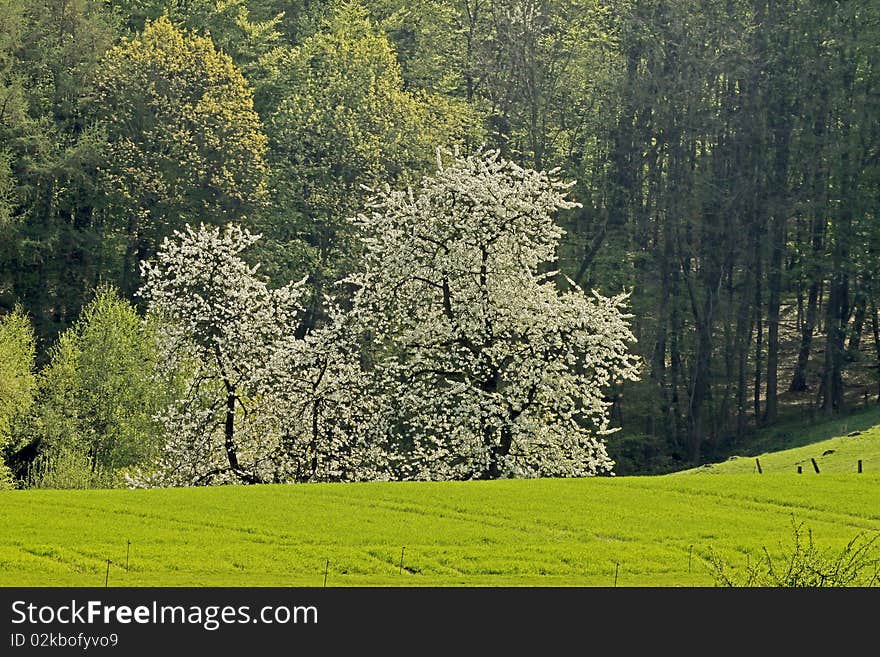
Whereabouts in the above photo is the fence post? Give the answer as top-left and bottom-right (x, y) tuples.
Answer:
(755, 458), (762, 474)
(811, 458), (820, 473)
(858, 459), (862, 474)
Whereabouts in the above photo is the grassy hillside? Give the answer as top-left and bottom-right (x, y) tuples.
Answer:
(678, 406), (880, 475)
(2, 473), (878, 587)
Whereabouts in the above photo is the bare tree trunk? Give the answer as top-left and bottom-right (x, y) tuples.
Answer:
(764, 213), (785, 424)
(737, 265), (756, 437)
(871, 301), (880, 403)
(790, 280), (819, 391)
(224, 382), (241, 474)
(753, 240), (763, 421)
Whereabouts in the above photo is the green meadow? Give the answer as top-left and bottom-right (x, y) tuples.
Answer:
(3, 408), (880, 587)
(1, 467), (878, 587)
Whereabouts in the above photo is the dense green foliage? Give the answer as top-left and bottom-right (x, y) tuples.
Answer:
(0, 305), (34, 487)
(23, 285), (166, 488)
(2, 0), (880, 483)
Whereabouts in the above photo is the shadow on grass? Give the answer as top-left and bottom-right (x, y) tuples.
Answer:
(736, 405), (880, 457)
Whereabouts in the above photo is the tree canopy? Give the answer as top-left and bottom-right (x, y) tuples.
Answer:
(347, 149), (641, 479)
(92, 14), (270, 295)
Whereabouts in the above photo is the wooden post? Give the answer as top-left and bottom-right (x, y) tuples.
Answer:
(688, 545), (693, 573)
(811, 457), (820, 473)
(797, 465), (802, 474)
(399, 547), (406, 575)
(755, 458), (762, 474)
(614, 562), (619, 587)
(105, 559), (111, 587)
(323, 559), (329, 588)
(126, 540), (131, 571)
(858, 459), (862, 473)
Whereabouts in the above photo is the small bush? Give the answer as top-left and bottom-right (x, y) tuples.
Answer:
(0, 454), (14, 490)
(25, 446), (120, 490)
(706, 518), (880, 587)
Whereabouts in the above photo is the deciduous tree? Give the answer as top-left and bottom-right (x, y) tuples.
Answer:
(261, 0), (477, 317)
(92, 15), (270, 296)
(27, 285), (166, 486)
(132, 223), (306, 487)
(347, 149), (641, 479)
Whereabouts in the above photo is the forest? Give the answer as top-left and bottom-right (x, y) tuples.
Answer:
(1, 0), (878, 488)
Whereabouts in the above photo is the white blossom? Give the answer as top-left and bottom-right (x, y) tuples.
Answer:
(346, 149), (642, 479)
(257, 303), (394, 483)
(126, 150), (641, 486)
(128, 223), (306, 487)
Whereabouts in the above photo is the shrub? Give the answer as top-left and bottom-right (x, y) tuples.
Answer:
(706, 518), (880, 587)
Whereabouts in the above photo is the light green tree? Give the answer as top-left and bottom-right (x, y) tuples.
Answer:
(260, 0), (479, 309)
(105, 0), (288, 92)
(92, 15), (270, 296)
(28, 285), (168, 487)
(0, 305), (36, 488)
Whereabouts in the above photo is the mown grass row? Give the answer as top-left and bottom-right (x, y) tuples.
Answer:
(2, 472), (878, 587)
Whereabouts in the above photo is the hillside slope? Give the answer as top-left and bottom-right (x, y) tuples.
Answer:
(676, 408), (880, 475)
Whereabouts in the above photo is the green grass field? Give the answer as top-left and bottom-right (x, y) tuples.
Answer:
(3, 409), (880, 587)
(2, 471), (878, 587)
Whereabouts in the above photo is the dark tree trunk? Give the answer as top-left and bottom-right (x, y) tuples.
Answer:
(823, 139), (853, 415)
(484, 424), (513, 480)
(688, 313), (713, 464)
(753, 239), (763, 421)
(736, 265), (756, 437)
(764, 119), (791, 424)
(823, 270), (848, 414)
(871, 302), (880, 403)
(790, 280), (819, 392)
(224, 383), (241, 474)
(764, 215), (784, 424)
